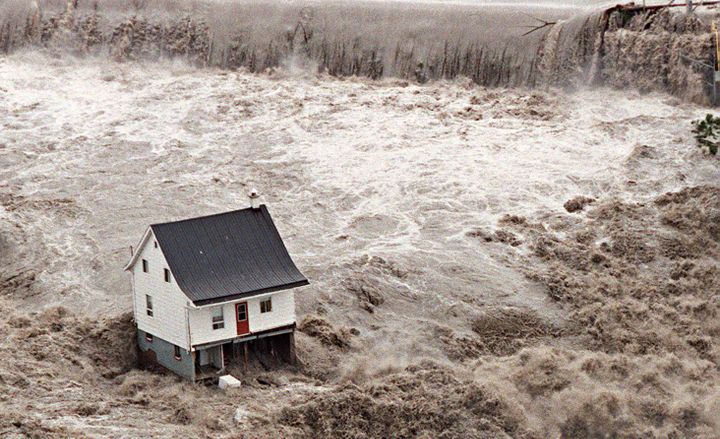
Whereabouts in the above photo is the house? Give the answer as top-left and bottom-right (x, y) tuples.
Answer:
(124, 196), (308, 382)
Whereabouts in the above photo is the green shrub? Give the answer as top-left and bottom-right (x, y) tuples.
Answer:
(691, 114), (720, 155)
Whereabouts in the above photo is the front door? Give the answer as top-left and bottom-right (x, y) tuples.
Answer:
(235, 302), (250, 335)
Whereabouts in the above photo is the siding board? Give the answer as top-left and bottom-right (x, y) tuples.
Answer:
(133, 229), (190, 349)
(189, 290), (296, 346)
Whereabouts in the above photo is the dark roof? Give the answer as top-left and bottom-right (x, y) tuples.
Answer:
(151, 205), (308, 306)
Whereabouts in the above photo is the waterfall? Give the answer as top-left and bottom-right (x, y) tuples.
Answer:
(1, 0), (716, 103)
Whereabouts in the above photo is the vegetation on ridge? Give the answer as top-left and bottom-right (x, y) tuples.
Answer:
(692, 114), (720, 155)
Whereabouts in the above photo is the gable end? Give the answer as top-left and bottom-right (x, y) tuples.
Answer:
(124, 227), (154, 271)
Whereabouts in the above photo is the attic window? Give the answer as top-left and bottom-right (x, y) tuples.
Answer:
(146, 295), (153, 317)
(142, 259), (148, 273)
(174, 345), (181, 360)
(164, 268), (171, 283)
(260, 298), (272, 313)
(211, 306), (224, 330)
(145, 333), (153, 342)
(154, 241), (158, 248)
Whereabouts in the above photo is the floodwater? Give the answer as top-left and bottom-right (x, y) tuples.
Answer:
(1, 52), (715, 326)
(1, 2), (720, 435)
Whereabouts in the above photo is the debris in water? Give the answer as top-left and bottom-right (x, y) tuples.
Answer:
(563, 196), (596, 213)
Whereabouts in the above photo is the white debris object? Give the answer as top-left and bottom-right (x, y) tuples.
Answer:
(218, 375), (242, 389)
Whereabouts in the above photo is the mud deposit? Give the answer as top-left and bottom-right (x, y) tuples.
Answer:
(0, 50), (719, 437)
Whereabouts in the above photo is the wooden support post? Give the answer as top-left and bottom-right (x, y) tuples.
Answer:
(288, 332), (297, 365)
(714, 21), (720, 106)
(243, 342), (249, 372)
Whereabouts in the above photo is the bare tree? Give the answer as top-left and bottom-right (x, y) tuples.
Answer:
(287, 7), (314, 52)
(520, 15), (557, 37)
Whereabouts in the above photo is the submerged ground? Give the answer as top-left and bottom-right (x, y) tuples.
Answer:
(0, 51), (719, 437)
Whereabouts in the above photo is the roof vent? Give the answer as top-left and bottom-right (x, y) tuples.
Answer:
(248, 189), (260, 209)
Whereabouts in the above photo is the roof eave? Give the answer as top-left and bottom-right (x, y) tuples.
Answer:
(123, 227), (153, 271)
(191, 279), (310, 307)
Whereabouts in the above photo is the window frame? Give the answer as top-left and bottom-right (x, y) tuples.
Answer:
(146, 294), (153, 317)
(174, 345), (181, 361)
(142, 259), (148, 273)
(236, 303), (247, 321)
(164, 268), (171, 283)
(211, 306), (225, 330)
(260, 298), (272, 313)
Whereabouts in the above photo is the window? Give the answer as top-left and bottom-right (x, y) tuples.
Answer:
(142, 259), (148, 273)
(211, 306), (225, 330)
(154, 241), (158, 248)
(236, 303), (247, 321)
(146, 295), (153, 317)
(164, 268), (171, 283)
(174, 345), (182, 360)
(145, 332), (153, 342)
(260, 298), (272, 313)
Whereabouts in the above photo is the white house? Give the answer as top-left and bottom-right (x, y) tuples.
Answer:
(124, 198), (308, 382)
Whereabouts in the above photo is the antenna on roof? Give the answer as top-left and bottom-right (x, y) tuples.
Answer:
(248, 189), (260, 209)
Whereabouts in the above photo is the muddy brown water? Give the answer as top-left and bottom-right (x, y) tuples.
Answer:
(1, 0), (720, 437)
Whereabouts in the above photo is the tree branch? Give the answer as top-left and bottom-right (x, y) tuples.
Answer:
(520, 14), (557, 37)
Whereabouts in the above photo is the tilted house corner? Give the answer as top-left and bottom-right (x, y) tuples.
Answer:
(124, 204), (308, 382)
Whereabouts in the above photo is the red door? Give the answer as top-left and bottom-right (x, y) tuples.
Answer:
(235, 302), (250, 335)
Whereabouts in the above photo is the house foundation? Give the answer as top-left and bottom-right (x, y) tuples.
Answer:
(139, 325), (297, 383)
(137, 329), (195, 381)
(224, 331), (297, 369)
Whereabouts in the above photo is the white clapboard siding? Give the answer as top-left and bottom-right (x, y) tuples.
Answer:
(188, 300), (237, 346)
(248, 290), (296, 333)
(132, 229), (189, 349)
(188, 290), (296, 346)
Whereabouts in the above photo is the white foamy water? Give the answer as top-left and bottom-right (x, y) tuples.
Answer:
(0, 52), (717, 347)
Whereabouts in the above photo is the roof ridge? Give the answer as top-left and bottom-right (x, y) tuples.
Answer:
(150, 204), (265, 228)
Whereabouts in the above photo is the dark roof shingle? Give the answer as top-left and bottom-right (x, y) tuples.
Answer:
(151, 205), (308, 305)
